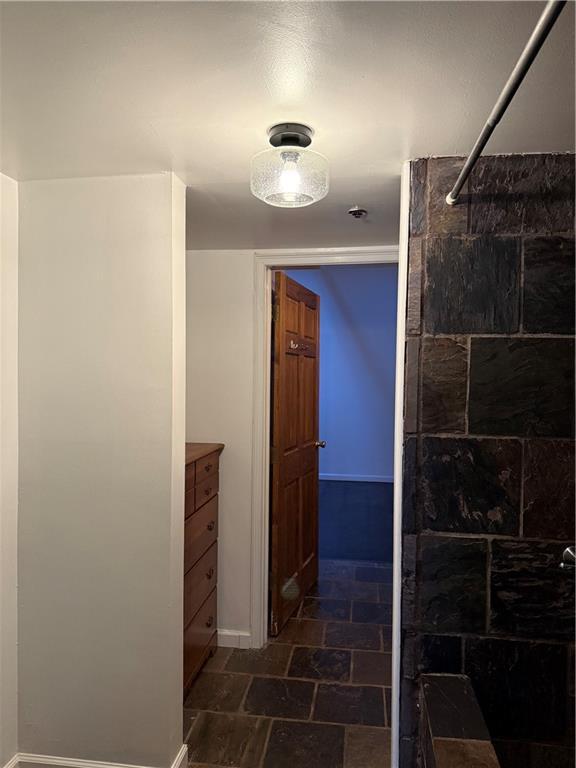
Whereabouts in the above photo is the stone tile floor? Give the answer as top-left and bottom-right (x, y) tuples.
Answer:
(184, 559), (393, 768)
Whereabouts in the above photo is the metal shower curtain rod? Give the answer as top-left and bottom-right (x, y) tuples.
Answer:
(446, 0), (567, 206)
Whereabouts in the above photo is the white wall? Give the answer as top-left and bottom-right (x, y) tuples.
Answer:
(0, 173), (19, 766)
(286, 265), (397, 482)
(18, 173), (185, 767)
(186, 250), (254, 642)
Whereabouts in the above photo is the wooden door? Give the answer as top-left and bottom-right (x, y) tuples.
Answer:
(269, 272), (320, 636)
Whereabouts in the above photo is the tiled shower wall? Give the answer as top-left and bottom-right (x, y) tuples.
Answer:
(401, 154), (575, 768)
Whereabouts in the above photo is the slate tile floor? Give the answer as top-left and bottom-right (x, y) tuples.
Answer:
(185, 559), (393, 768)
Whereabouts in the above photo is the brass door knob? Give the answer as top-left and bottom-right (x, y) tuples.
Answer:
(315, 440), (327, 448)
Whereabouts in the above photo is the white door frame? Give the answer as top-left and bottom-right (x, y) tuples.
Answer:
(250, 166), (410, 765)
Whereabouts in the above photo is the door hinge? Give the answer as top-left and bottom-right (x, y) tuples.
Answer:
(272, 294), (279, 323)
(270, 611), (279, 636)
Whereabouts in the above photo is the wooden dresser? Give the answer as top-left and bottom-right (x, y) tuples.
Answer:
(183, 442), (224, 696)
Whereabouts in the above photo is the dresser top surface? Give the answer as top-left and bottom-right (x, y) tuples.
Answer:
(186, 442), (224, 465)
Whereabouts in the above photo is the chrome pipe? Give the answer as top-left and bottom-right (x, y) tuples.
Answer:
(446, 0), (567, 205)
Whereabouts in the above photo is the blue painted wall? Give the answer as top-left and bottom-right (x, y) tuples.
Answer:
(286, 265), (397, 563)
(286, 264), (397, 482)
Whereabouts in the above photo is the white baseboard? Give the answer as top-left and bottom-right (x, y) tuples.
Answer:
(217, 628), (253, 648)
(319, 473), (394, 483)
(7, 745), (187, 768)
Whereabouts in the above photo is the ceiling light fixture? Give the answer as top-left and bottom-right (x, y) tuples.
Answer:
(250, 123), (329, 208)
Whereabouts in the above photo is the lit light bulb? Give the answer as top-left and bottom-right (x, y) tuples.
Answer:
(278, 152), (302, 198)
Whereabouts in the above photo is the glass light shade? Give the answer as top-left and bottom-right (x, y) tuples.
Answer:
(250, 147), (329, 208)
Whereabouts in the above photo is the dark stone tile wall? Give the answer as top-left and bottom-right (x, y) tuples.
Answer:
(424, 236), (521, 334)
(401, 154), (575, 768)
(421, 437), (521, 535)
(419, 536), (487, 633)
(421, 338), (467, 432)
(469, 338), (574, 437)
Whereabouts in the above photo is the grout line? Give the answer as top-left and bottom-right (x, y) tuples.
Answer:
(519, 236), (525, 334)
(417, 321), (424, 433)
(417, 530), (573, 544)
(421, 230), (575, 240)
(418, 431), (576, 442)
(418, 331), (575, 339)
(194, 665), (393, 689)
(272, 632), (392, 648)
(464, 335), (472, 435)
(485, 539), (492, 636)
(309, 682), (319, 721)
(182, 713), (197, 745)
(238, 674), (253, 713)
(286, 645), (296, 677)
(383, 684), (389, 727)
(519, 438), (526, 538)
(257, 718), (274, 768)
(189, 708), (392, 732)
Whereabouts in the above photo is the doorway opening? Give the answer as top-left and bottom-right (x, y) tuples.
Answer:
(268, 264), (398, 642)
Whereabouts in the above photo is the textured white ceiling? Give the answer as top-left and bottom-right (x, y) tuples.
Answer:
(1, 1), (574, 248)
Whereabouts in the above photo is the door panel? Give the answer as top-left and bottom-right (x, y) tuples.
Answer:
(284, 479), (300, 579)
(285, 296), (300, 333)
(303, 305), (316, 340)
(270, 272), (320, 636)
(283, 353), (300, 450)
(301, 355), (316, 444)
(301, 469), (317, 568)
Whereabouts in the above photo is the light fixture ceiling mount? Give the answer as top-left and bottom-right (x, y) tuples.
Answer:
(250, 123), (329, 208)
(267, 123), (312, 148)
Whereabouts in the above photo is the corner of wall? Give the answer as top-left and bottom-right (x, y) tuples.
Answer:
(0, 172), (20, 765)
(168, 172), (186, 757)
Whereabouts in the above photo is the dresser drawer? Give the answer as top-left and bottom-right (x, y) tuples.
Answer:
(184, 543), (217, 627)
(184, 495), (218, 573)
(183, 589), (217, 690)
(195, 451), (220, 483)
(185, 461), (196, 492)
(195, 473), (219, 510)
(185, 488), (196, 519)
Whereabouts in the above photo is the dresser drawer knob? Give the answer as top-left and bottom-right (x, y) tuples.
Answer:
(206, 567), (215, 580)
(204, 487), (211, 496)
(205, 616), (214, 629)
(205, 463), (213, 473)
(207, 521), (215, 532)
